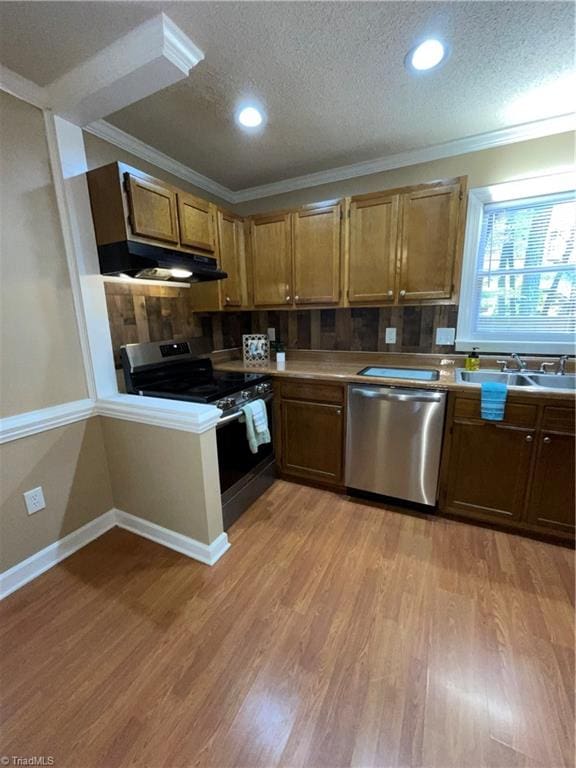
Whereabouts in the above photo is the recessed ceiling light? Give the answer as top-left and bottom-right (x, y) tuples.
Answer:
(236, 106), (264, 128)
(406, 39), (447, 72)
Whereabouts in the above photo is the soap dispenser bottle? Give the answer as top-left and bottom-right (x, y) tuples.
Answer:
(465, 347), (480, 371)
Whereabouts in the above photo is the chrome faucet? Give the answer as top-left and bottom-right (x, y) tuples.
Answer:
(509, 353), (527, 372)
(557, 355), (569, 375)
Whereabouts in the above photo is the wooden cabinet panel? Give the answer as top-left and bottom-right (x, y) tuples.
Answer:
(218, 211), (244, 307)
(348, 194), (398, 303)
(526, 432), (575, 536)
(398, 183), (461, 300)
(293, 204), (341, 304)
(453, 396), (538, 428)
(280, 399), (344, 484)
(177, 192), (215, 252)
(250, 213), (292, 307)
(280, 380), (344, 404)
(443, 421), (535, 522)
(125, 173), (179, 243)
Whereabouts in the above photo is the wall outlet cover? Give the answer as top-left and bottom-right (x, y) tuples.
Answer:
(436, 327), (456, 345)
(24, 486), (46, 515)
(385, 327), (397, 344)
(267, 327), (276, 342)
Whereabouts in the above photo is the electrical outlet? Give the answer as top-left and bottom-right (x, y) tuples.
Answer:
(435, 327), (456, 345)
(23, 486), (46, 515)
(267, 327), (276, 342)
(385, 327), (397, 344)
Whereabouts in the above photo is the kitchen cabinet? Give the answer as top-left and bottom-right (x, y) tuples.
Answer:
(250, 212), (292, 306)
(398, 182), (462, 301)
(293, 203), (341, 304)
(348, 193), (398, 303)
(274, 379), (345, 487)
(439, 393), (575, 543)
(176, 192), (215, 252)
(525, 407), (575, 537)
(217, 210), (246, 307)
(125, 173), (179, 244)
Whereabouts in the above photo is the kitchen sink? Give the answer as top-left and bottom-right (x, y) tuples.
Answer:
(456, 369), (576, 390)
(457, 370), (533, 386)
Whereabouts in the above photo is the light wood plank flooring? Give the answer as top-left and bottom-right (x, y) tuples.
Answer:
(1, 480), (574, 768)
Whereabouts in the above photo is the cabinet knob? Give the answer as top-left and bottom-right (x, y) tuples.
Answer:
(387, 290), (393, 297)
(225, 296), (230, 303)
(336, 409), (342, 415)
(295, 295), (299, 300)
(543, 436), (551, 443)
(286, 296), (291, 302)
(400, 289), (406, 297)
(525, 435), (533, 442)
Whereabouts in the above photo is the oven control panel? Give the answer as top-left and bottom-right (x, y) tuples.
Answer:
(216, 381), (272, 412)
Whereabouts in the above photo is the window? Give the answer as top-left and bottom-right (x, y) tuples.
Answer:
(457, 176), (576, 354)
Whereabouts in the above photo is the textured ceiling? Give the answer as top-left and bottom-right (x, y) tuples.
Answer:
(1, 1), (574, 190)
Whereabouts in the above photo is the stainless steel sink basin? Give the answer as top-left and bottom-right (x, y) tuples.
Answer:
(525, 373), (576, 390)
(457, 370), (533, 386)
(456, 368), (576, 390)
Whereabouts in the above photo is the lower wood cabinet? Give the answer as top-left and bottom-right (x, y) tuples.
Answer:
(274, 379), (345, 487)
(439, 394), (575, 543)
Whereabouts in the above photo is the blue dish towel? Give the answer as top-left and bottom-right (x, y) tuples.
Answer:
(481, 382), (508, 421)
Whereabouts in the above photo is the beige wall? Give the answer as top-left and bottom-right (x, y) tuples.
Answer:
(101, 419), (223, 545)
(0, 418), (114, 571)
(0, 92), (89, 417)
(83, 132), (230, 208)
(235, 132), (575, 215)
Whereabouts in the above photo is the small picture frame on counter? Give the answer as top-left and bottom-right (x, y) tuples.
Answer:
(242, 334), (270, 367)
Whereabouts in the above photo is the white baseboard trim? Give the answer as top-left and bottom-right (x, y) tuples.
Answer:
(115, 509), (230, 566)
(0, 509), (117, 600)
(0, 509), (230, 600)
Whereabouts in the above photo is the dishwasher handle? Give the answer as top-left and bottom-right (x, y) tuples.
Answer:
(350, 386), (445, 403)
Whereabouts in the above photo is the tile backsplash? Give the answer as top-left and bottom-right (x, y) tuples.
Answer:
(104, 282), (458, 365)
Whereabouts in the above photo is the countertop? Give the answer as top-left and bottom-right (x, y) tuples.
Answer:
(214, 351), (576, 401)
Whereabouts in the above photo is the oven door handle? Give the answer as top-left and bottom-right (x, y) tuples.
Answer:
(217, 393), (274, 428)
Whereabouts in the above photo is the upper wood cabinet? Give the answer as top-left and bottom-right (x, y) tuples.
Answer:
(293, 203), (341, 304)
(398, 182), (462, 301)
(250, 212), (292, 307)
(218, 210), (245, 307)
(348, 193), (398, 303)
(177, 192), (215, 252)
(125, 173), (179, 244)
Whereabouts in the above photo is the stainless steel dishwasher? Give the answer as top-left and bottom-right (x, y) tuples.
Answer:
(346, 385), (447, 506)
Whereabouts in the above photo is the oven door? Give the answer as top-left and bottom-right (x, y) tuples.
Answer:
(216, 395), (275, 529)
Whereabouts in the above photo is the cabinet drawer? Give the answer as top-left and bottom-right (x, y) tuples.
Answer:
(541, 406), (575, 434)
(279, 380), (345, 404)
(453, 396), (538, 428)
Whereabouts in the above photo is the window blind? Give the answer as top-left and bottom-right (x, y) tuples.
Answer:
(472, 191), (576, 342)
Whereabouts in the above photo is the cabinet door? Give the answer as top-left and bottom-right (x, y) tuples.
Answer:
(293, 204), (341, 304)
(526, 432), (575, 536)
(125, 173), (179, 243)
(250, 213), (292, 307)
(177, 192), (215, 252)
(443, 421), (534, 523)
(398, 183), (461, 300)
(348, 194), (399, 303)
(280, 399), (344, 485)
(218, 211), (244, 307)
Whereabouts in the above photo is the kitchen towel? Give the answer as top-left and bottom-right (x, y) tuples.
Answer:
(481, 381), (508, 421)
(241, 399), (271, 454)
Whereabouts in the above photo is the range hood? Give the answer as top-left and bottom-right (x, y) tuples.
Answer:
(97, 240), (228, 283)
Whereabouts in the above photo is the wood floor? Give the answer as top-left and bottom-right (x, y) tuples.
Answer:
(1, 480), (574, 768)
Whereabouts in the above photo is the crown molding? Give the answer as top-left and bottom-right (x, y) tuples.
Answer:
(232, 113), (576, 202)
(84, 119), (235, 202)
(0, 64), (47, 109)
(1, 62), (573, 206)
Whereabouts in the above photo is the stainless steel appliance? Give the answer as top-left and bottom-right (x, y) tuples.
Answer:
(121, 339), (275, 529)
(346, 385), (447, 506)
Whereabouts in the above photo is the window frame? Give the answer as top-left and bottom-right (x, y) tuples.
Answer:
(456, 171), (576, 354)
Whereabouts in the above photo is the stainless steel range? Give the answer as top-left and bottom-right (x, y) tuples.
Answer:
(121, 339), (275, 530)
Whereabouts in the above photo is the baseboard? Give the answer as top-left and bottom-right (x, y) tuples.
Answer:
(0, 509), (117, 600)
(115, 509), (230, 566)
(0, 509), (230, 600)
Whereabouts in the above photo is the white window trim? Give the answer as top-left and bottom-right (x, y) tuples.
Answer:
(456, 171), (576, 355)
